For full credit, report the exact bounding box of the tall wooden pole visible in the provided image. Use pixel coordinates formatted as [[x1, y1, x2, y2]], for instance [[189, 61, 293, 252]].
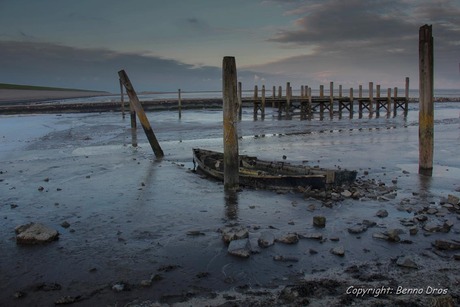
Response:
[[222, 57, 239, 190], [118, 70, 164, 158], [419, 24, 434, 176], [261, 85, 266, 118], [178, 88, 182, 119], [238, 82, 242, 120]]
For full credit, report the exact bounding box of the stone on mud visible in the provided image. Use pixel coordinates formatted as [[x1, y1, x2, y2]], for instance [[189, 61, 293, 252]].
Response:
[[432, 240, 460, 251], [330, 246, 345, 256], [313, 216, 326, 228], [298, 232, 323, 240], [276, 233, 299, 244], [227, 238, 251, 258], [258, 231, 275, 248], [447, 194, 459, 205], [396, 256, 418, 269], [15, 222, 59, 245], [220, 226, 249, 244], [348, 225, 367, 234], [376, 209, 389, 218]]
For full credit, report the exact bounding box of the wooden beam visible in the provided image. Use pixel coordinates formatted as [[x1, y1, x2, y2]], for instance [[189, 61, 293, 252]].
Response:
[[118, 69, 164, 158]]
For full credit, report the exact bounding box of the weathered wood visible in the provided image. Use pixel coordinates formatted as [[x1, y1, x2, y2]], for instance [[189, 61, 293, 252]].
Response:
[[405, 77, 410, 114], [339, 84, 342, 98], [222, 56, 239, 190], [369, 82, 374, 115], [253, 85, 258, 118], [387, 88, 392, 115], [272, 86, 276, 108], [329, 82, 334, 116], [286, 82, 291, 112], [178, 88, 182, 119], [261, 85, 266, 118], [419, 25, 434, 176], [118, 69, 164, 158], [278, 86, 282, 99], [238, 82, 242, 120]]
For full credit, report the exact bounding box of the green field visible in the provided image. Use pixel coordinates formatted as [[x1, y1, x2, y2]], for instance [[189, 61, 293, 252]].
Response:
[[0, 83, 103, 92]]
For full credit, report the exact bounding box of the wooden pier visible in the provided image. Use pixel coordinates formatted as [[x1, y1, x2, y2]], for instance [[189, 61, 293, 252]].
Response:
[[246, 78, 410, 119]]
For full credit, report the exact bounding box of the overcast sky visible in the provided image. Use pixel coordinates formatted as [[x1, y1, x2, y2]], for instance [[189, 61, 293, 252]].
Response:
[[0, 0, 459, 92]]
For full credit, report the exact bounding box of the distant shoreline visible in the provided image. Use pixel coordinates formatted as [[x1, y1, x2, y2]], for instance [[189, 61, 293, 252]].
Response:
[[0, 89, 112, 105]]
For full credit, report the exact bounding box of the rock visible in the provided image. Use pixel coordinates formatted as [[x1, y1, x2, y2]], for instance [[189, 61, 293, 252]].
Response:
[[273, 255, 299, 262], [348, 225, 367, 234], [386, 229, 402, 242], [227, 239, 251, 258], [362, 220, 377, 228], [258, 231, 275, 248], [430, 295, 455, 307], [139, 279, 152, 287], [396, 256, 418, 269], [60, 221, 70, 229], [55, 296, 81, 305], [220, 226, 249, 244], [414, 214, 428, 222], [298, 233, 323, 240], [433, 240, 460, 251], [376, 209, 388, 218], [186, 230, 205, 236], [330, 237, 340, 242], [373, 232, 389, 240], [447, 194, 460, 205], [426, 208, 438, 215], [454, 254, 460, 261], [341, 190, 352, 198], [409, 226, 418, 235], [15, 223, 59, 245], [313, 216, 326, 228], [276, 233, 299, 244], [112, 283, 126, 292], [330, 246, 345, 256]]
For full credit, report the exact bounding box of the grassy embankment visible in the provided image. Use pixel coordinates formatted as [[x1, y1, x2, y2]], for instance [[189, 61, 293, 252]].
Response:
[[0, 83, 104, 92]]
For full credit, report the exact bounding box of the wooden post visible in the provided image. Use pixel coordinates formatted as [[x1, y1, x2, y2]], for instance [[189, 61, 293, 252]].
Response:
[[329, 81, 334, 117], [387, 88, 392, 116], [320, 85, 324, 98], [419, 25, 434, 176], [222, 56, 239, 190], [261, 85, 266, 118], [238, 82, 243, 120], [118, 70, 164, 158], [286, 82, 291, 112], [278, 86, 282, 98], [253, 85, 258, 118], [369, 82, 374, 115], [349, 88, 354, 116], [178, 88, 182, 119], [405, 77, 410, 114], [272, 85, 276, 108], [339, 84, 342, 98], [119, 79, 125, 119]]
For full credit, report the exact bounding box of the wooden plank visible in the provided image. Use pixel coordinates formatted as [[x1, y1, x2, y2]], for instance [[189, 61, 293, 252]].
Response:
[[118, 69, 164, 158]]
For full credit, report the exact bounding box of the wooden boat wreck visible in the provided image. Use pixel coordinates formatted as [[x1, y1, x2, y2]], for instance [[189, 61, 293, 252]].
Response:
[[192, 148, 357, 190]]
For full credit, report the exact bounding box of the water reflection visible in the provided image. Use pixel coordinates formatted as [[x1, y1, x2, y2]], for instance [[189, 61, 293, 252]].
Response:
[[224, 189, 239, 220]]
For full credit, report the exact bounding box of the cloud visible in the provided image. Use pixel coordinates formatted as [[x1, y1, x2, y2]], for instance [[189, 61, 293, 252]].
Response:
[[257, 0, 460, 89], [0, 41, 281, 92]]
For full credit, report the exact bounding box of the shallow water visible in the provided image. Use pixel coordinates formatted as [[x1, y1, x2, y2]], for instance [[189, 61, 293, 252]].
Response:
[[0, 103, 459, 305]]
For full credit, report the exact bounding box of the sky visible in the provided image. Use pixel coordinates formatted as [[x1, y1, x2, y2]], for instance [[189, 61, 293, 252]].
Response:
[[0, 0, 459, 92]]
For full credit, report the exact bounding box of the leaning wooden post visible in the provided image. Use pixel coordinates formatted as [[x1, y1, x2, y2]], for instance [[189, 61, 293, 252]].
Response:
[[238, 82, 243, 120], [222, 56, 239, 190], [178, 88, 182, 119], [119, 79, 125, 119], [419, 25, 434, 176], [118, 70, 164, 158]]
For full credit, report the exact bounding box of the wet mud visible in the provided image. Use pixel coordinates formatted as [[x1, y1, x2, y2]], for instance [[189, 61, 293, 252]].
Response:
[[1, 103, 459, 306]]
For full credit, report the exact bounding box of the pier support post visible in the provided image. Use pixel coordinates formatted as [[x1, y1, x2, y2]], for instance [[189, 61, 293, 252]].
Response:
[[418, 25, 434, 176], [238, 82, 242, 120], [178, 89, 182, 119], [261, 85, 266, 119], [118, 69, 164, 158], [405, 77, 410, 115], [369, 82, 374, 116], [222, 56, 239, 190], [329, 81, 334, 117], [253, 85, 258, 119]]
